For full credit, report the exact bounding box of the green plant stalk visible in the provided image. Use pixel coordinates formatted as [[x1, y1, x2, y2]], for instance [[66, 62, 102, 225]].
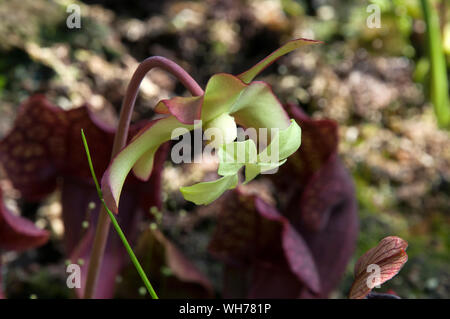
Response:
[[421, 0, 450, 129], [81, 129, 159, 299], [84, 57, 203, 298]]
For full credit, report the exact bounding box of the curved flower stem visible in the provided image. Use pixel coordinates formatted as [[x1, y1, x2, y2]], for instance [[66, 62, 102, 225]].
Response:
[[84, 57, 204, 299]]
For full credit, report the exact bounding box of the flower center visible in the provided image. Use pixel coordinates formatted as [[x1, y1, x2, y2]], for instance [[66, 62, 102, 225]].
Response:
[[204, 113, 237, 148]]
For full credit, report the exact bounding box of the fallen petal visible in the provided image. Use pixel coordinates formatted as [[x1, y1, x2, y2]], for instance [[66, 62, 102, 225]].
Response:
[[349, 236, 408, 299]]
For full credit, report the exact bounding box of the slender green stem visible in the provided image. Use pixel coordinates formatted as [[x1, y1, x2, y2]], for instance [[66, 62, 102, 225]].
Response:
[[81, 129, 158, 299], [84, 57, 203, 298], [420, 0, 450, 129]]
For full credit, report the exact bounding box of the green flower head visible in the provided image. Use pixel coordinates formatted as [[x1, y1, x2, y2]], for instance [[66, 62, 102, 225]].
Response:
[[101, 38, 320, 213]]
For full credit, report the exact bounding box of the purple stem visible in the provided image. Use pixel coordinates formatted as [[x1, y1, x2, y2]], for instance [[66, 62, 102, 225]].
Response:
[[84, 56, 204, 299]]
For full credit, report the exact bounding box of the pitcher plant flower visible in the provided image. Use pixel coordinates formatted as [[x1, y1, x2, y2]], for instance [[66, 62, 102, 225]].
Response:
[[101, 38, 320, 214], [0, 38, 325, 298]]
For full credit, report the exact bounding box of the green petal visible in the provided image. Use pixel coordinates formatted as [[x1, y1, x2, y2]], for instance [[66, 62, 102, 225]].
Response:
[[204, 112, 238, 147], [218, 139, 257, 176], [102, 116, 193, 213], [201, 73, 247, 122], [277, 119, 302, 160], [237, 38, 320, 84], [132, 146, 158, 180], [230, 81, 291, 134], [257, 119, 301, 164], [153, 73, 247, 126], [244, 159, 287, 184], [180, 174, 239, 205], [244, 120, 300, 183]]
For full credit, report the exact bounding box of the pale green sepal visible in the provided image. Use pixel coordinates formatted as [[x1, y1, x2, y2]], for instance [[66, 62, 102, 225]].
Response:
[[180, 174, 239, 205], [257, 119, 301, 164], [218, 139, 257, 176], [278, 119, 302, 160], [244, 159, 287, 184]]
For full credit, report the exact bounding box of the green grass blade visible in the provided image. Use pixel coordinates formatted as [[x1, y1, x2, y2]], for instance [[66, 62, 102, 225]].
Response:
[[81, 129, 159, 299], [421, 0, 450, 129]]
